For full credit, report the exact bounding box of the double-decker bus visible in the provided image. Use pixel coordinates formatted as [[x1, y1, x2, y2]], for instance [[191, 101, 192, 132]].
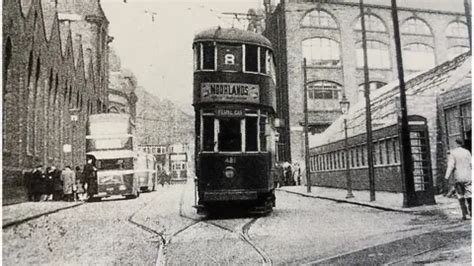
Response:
[[193, 27, 279, 214], [86, 113, 140, 199]]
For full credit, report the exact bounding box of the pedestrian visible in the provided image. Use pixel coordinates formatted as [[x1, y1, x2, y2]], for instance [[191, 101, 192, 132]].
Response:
[[61, 166, 76, 202], [31, 165, 45, 201], [23, 169, 34, 201], [45, 167, 55, 201], [83, 159, 97, 200], [75, 166, 86, 201], [273, 163, 282, 188], [159, 170, 167, 187], [445, 138, 472, 220], [293, 163, 301, 186], [52, 167, 63, 201]]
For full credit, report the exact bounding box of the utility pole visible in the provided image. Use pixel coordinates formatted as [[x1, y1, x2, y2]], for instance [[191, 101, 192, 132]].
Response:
[[359, 0, 376, 201], [303, 58, 311, 193], [464, 0, 472, 49], [391, 0, 417, 207]]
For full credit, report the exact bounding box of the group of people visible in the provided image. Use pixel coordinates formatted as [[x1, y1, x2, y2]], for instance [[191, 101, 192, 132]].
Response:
[[25, 159, 97, 202], [274, 162, 302, 188]]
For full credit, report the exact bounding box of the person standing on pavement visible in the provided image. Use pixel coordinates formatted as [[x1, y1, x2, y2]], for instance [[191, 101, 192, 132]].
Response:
[[83, 159, 97, 200], [45, 167, 55, 201], [61, 166, 76, 202], [52, 167, 63, 201], [24, 169, 35, 201], [31, 165, 45, 201], [444, 138, 472, 220]]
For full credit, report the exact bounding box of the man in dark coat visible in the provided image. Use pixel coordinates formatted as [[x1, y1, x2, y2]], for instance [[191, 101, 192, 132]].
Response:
[[24, 170, 34, 201], [31, 165, 44, 201], [52, 167, 63, 201], [83, 159, 97, 199]]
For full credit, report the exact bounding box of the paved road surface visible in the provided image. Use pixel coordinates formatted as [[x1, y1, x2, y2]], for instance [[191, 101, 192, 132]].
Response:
[[3, 182, 471, 265]]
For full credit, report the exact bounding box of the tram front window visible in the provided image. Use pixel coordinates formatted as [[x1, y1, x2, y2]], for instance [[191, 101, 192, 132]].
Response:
[[219, 118, 242, 152], [246, 117, 258, 151]]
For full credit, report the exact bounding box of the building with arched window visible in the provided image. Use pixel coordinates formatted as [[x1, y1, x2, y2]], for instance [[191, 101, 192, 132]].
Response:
[[264, 0, 470, 165]]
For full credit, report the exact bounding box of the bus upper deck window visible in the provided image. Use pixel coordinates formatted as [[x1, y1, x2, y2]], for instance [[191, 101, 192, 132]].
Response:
[[202, 42, 215, 70], [245, 44, 258, 72]]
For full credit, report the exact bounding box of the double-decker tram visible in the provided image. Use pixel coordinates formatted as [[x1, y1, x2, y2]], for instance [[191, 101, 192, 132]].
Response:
[[193, 27, 279, 214]]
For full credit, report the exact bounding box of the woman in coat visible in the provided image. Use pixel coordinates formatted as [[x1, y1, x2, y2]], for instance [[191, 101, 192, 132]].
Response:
[[61, 166, 76, 201]]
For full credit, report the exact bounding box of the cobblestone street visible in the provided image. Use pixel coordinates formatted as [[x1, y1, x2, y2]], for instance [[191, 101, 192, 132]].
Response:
[[3, 182, 471, 265]]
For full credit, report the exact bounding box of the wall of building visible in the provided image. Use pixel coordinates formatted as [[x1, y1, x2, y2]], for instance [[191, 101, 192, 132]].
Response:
[[2, 0, 110, 205], [264, 0, 470, 166]]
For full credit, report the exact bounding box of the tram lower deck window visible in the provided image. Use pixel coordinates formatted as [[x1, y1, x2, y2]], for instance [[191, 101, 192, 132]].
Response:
[[203, 117, 215, 151], [219, 118, 242, 151], [246, 117, 258, 151]]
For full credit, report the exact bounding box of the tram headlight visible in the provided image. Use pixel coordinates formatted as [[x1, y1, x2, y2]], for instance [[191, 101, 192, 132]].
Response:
[[119, 185, 127, 191], [224, 166, 236, 179]]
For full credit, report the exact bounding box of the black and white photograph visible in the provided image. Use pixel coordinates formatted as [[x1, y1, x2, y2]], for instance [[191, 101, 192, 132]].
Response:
[[2, 0, 472, 264]]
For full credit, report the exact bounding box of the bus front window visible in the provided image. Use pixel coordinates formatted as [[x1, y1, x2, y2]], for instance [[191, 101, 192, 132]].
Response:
[[219, 118, 242, 152]]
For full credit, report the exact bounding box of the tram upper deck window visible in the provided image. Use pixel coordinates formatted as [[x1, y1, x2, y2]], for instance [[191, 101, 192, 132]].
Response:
[[245, 44, 259, 72], [202, 42, 215, 70], [193, 44, 201, 71], [260, 48, 267, 74], [219, 118, 242, 151]]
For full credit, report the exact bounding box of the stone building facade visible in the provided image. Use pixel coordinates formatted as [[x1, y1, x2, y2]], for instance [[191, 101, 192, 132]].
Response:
[[3, 0, 110, 204], [263, 0, 470, 164], [108, 48, 138, 121]]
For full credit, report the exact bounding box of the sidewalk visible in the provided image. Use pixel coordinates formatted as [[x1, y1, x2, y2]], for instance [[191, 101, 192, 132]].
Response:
[[278, 185, 460, 214], [3, 201, 84, 228]]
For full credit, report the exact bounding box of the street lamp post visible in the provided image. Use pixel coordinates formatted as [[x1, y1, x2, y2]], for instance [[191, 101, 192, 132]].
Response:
[[340, 96, 354, 199], [303, 58, 311, 193]]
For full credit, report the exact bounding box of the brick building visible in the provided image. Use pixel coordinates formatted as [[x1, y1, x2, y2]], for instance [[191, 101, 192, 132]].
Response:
[[263, 0, 470, 164], [309, 52, 471, 198], [3, 0, 110, 204]]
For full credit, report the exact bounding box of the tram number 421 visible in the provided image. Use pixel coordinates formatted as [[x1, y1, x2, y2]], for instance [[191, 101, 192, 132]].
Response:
[[225, 157, 236, 164]]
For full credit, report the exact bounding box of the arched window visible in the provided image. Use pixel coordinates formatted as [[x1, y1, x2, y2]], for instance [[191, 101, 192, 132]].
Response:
[[446, 21, 469, 38], [354, 14, 386, 32], [403, 43, 435, 71], [448, 45, 470, 60], [301, 10, 337, 29], [358, 81, 387, 101], [307, 80, 342, 100], [302, 38, 341, 67], [355, 40, 390, 69], [401, 18, 432, 36]]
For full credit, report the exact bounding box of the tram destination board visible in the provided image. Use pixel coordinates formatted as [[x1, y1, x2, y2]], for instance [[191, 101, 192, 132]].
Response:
[[201, 82, 259, 103]]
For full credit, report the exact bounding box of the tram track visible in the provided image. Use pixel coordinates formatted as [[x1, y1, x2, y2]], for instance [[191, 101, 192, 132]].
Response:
[[167, 183, 273, 265]]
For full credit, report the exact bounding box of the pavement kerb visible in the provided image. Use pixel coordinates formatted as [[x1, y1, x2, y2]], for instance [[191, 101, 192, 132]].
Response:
[[277, 188, 414, 213], [2, 202, 85, 229]]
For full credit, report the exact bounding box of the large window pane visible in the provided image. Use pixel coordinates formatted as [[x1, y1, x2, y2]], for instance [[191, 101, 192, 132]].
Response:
[[246, 117, 258, 151], [202, 116, 214, 151], [401, 18, 432, 35], [202, 42, 215, 70], [245, 44, 259, 72], [219, 118, 241, 151], [260, 48, 267, 73], [302, 38, 341, 67], [194, 44, 201, 71], [447, 21, 469, 38], [260, 116, 266, 151], [307, 80, 342, 100], [448, 46, 470, 60], [356, 40, 390, 69], [354, 14, 386, 32], [403, 43, 435, 71], [301, 10, 337, 29]]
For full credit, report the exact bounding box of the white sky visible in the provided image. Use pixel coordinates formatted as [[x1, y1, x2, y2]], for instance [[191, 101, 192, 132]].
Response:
[[101, 0, 263, 110]]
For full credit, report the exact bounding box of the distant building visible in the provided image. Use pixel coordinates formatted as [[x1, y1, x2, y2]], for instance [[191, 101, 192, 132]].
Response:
[[108, 48, 138, 121], [264, 0, 470, 164], [3, 0, 110, 204]]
